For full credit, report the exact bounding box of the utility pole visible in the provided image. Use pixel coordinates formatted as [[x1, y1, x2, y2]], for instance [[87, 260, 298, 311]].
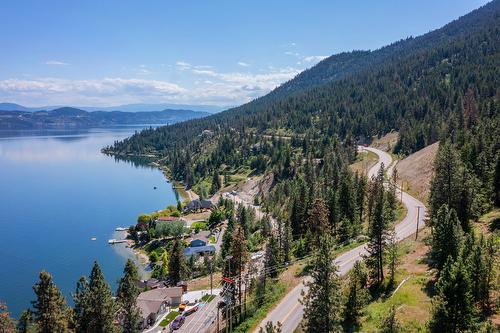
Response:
[[224, 255, 233, 333], [210, 259, 213, 295], [415, 206, 422, 240]]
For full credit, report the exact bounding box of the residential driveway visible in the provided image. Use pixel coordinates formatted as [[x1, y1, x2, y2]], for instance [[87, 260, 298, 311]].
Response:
[[182, 288, 222, 303]]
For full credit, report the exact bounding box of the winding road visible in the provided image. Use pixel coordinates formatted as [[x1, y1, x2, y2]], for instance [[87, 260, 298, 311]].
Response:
[[254, 146, 427, 332]]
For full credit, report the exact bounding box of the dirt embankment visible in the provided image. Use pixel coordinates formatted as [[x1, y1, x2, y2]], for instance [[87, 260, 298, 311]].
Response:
[[395, 142, 439, 203], [371, 131, 399, 152]]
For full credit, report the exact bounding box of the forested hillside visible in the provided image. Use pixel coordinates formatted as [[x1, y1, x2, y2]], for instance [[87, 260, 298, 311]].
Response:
[[0, 107, 209, 129], [108, 0, 499, 206]]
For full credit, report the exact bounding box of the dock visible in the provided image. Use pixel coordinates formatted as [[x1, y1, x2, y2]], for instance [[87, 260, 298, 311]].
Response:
[[108, 239, 128, 244]]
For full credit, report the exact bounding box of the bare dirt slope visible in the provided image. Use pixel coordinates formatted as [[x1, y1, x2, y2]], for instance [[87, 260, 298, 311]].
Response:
[[233, 173, 274, 203], [395, 142, 439, 203], [371, 131, 399, 152]]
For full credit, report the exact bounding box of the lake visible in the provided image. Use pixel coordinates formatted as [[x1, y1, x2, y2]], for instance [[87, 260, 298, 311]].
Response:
[[0, 127, 178, 317]]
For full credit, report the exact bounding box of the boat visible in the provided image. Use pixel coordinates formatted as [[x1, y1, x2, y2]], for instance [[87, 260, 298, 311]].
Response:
[[91, 237, 97, 241], [115, 227, 128, 231]]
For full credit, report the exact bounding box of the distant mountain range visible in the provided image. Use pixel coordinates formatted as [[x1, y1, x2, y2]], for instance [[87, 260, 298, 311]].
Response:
[[0, 106, 210, 130], [0, 102, 224, 114]]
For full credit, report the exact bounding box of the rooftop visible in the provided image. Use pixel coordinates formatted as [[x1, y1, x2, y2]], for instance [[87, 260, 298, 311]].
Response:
[[136, 287, 184, 318], [184, 245, 216, 257]]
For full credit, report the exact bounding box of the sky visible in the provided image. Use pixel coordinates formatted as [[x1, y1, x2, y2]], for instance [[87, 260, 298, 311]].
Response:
[[0, 0, 490, 108]]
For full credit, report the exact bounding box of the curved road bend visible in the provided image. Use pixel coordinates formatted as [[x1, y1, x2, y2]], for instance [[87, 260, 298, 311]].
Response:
[[254, 146, 427, 332]]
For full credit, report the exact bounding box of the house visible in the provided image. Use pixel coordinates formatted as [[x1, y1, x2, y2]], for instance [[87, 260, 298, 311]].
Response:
[[156, 216, 180, 222], [190, 238, 207, 247], [136, 287, 183, 329], [189, 230, 210, 247], [136, 278, 166, 290], [184, 245, 216, 258], [184, 199, 214, 213]]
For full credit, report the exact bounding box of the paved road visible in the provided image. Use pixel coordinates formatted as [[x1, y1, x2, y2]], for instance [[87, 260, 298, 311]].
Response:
[[254, 146, 427, 332]]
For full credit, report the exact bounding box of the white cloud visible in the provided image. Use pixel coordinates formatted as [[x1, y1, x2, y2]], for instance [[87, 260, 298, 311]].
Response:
[[237, 61, 250, 67], [1, 62, 303, 107], [45, 60, 69, 66], [0, 77, 186, 105], [302, 55, 328, 63], [176, 61, 191, 70]]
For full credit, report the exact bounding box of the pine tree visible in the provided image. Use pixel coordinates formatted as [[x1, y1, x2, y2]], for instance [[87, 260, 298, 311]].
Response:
[[73, 276, 90, 333], [86, 262, 117, 333], [465, 234, 495, 313], [430, 205, 463, 272], [342, 261, 369, 332], [229, 225, 248, 320], [379, 305, 401, 333], [366, 164, 392, 284], [306, 198, 330, 247], [386, 229, 399, 289], [168, 239, 185, 285], [265, 235, 280, 279], [429, 255, 475, 333], [211, 169, 222, 194], [17, 310, 33, 333], [429, 142, 464, 220], [32, 271, 71, 333], [301, 234, 342, 333], [117, 259, 141, 333], [0, 302, 15, 333]]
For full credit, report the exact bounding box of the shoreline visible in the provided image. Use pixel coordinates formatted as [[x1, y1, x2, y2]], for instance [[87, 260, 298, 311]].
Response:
[[108, 155, 200, 277]]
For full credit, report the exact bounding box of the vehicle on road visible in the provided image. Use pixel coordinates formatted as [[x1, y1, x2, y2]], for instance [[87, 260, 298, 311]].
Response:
[[178, 301, 188, 312], [169, 315, 186, 331], [183, 303, 199, 316]]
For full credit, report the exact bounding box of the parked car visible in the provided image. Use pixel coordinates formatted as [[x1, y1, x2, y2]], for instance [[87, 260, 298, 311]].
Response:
[[184, 303, 199, 316], [169, 315, 185, 330]]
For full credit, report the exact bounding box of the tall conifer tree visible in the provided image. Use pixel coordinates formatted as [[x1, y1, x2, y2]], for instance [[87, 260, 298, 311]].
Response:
[[117, 259, 141, 333], [301, 234, 342, 333], [32, 271, 71, 333]]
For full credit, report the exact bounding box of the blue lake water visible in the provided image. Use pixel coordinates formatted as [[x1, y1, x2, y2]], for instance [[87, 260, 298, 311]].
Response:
[[0, 127, 178, 317]]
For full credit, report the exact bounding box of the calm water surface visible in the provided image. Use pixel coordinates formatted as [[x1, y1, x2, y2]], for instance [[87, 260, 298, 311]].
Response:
[[0, 127, 177, 317]]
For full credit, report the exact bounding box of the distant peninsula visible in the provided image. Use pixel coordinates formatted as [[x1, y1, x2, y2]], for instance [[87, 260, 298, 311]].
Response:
[[0, 106, 210, 130]]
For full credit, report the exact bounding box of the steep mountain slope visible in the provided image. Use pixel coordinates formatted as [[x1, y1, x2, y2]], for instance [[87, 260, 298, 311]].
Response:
[[231, 0, 500, 110], [109, 0, 499, 200]]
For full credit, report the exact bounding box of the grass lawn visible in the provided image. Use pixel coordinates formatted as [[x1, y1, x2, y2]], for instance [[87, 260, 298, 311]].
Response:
[[201, 294, 216, 302], [191, 221, 208, 231], [233, 282, 288, 333], [360, 230, 432, 332], [350, 150, 378, 175], [222, 165, 254, 184], [159, 310, 180, 327]]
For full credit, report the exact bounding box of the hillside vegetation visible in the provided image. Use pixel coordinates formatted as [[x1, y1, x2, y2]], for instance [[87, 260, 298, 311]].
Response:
[[109, 2, 498, 212]]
